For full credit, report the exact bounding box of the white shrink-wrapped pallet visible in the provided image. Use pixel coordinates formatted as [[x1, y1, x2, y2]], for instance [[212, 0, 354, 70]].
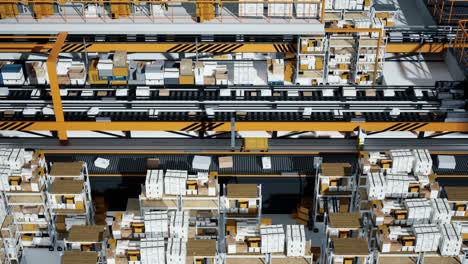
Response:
[[239, 0, 264, 17], [169, 211, 189, 241], [145, 169, 164, 199], [367, 172, 385, 200], [412, 149, 432, 176], [413, 224, 440, 252], [166, 238, 186, 264], [141, 238, 166, 264], [439, 223, 462, 256], [430, 198, 452, 224], [144, 211, 168, 238], [390, 149, 414, 174], [164, 170, 188, 195], [296, 1, 318, 17], [386, 174, 411, 198], [268, 0, 293, 17], [405, 199, 432, 225], [260, 225, 285, 253], [286, 225, 306, 256]]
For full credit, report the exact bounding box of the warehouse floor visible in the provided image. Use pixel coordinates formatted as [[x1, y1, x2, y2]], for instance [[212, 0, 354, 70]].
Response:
[[22, 248, 61, 264]]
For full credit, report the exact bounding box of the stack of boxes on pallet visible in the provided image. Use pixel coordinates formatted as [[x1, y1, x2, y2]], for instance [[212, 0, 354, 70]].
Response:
[[144, 211, 169, 238], [164, 170, 188, 196], [56, 59, 86, 85], [166, 237, 187, 264], [361, 149, 465, 259], [168, 211, 189, 240], [267, 0, 293, 17], [260, 225, 285, 253], [140, 238, 165, 264], [89, 51, 128, 85], [25, 62, 48, 85], [239, 0, 320, 18], [0, 149, 51, 248], [286, 224, 306, 256], [145, 170, 164, 199], [179, 59, 194, 85]]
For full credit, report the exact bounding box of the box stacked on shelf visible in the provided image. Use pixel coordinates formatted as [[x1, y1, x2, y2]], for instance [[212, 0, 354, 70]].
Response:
[[179, 59, 194, 85], [385, 174, 412, 198], [140, 238, 166, 264], [164, 170, 188, 196], [25, 62, 48, 85], [112, 50, 128, 84], [267, 0, 293, 17], [286, 225, 306, 256], [430, 198, 452, 224], [367, 172, 385, 200], [0, 64, 25, 85], [390, 149, 415, 174], [236, 220, 258, 241], [260, 225, 285, 253], [144, 211, 169, 238], [296, 0, 319, 17], [412, 149, 433, 176], [145, 61, 164, 85], [439, 223, 462, 256], [404, 199, 432, 225], [166, 238, 186, 264], [413, 224, 441, 252], [239, 0, 263, 17], [145, 170, 164, 199], [169, 211, 189, 240]]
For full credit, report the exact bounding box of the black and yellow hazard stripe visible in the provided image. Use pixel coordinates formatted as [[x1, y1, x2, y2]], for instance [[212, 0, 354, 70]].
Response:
[[273, 44, 296, 53], [167, 43, 244, 53], [60, 43, 92, 53], [181, 122, 225, 132], [384, 122, 429, 132], [0, 122, 35, 131]]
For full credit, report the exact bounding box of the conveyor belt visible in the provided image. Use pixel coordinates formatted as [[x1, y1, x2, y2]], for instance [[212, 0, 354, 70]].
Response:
[[45, 153, 355, 176], [3, 138, 468, 152]]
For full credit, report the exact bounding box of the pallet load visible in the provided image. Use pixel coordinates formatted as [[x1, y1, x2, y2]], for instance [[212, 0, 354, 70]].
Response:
[[404, 199, 432, 225], [430, 198, 452, 224], [268, 0, 293, 17], [239, 0, 263, 17], [169, 211, 189, 240], [164, 170, 188, 196], [412, 224, 440, 252], [439, 223, 462, 256], [412, 149, 433, 176], [112, 50, 128, 84], [236, 220, 258, 241], [286, 225, 306, 256], [68, 62, 86, 85], [296, 0, 319, 17], [166, 238, 187, 264], [140, 238, 166, 264], [25, 62, 48, 85], [145, 170, 164, 199], [385, 174, 412, 198], [145, 61, 164, 85], [0, 64, 25, 85], [144, 211, 168, 238], [179, 59, 194, 85], [260, 225, 285, 253], [367, 172, 385, 200], [390, 149, 415, 174]]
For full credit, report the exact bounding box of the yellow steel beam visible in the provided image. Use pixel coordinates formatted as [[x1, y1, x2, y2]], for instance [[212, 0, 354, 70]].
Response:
[[46, 32, 68, 142], [1, 121, 468, 132], [2, 42, 468, 54]]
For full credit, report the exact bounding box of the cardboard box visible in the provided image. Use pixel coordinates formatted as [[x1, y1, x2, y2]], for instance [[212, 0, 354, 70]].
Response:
[[219, 156, 233, 169], [179, 75, 194, 85]]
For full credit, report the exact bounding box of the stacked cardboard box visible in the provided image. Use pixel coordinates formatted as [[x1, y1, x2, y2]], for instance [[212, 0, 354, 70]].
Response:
[[164, 170, 188, 195], [286, 225, 306, 256], [145, 62, 164, 85], [268, 0, 293, 17], [260, 225, 285, 253], [385, 174, 412, 198], [169, 211, 189, 240], [390, 150, 415, 174], [296, 0, 319, 17], [140, 238, 165, 264], [236, 220, 258, 241], [412, 149, 433, 176], [166, 238, 186, 264], [144, 211, 168, 238], [239, 0, 263, 17], [439, 223, 462, 256], [112, 50, 128, 84], [413, 224, 440, 252], [430, 198, 452, 224], [367, 172, 385, 200], [25, 62, 48, 85], [145, 170, 164, 199], [179, 59, 194, 85], [404, 199, 432, 225]]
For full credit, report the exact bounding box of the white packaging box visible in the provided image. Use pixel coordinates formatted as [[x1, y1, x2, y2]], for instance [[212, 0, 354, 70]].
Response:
[[145, 170, 164, 199], [144, 211, 168, 237], [296, 2, 318, 17], [412, 149, 432, 176], [239, 1, 264, 17], [268, 2, 293, 17], [166, 238, 186, 264], [438, 155, 456, 170], [262, 157, 272, 169], [430, 198, 452, 224], [286, 225, 306, 256], [367, 172, 385, 200], [439, 223, 462, 256], [192, 156, 212, 171], [342, 87, 356, 97], [136, 86, 151, 97], [94, 157, 110, 169], [261, 225, 285, 253]]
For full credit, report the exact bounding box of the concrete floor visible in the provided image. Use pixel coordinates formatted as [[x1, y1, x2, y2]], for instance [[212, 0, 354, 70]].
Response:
[[382, 54, 458, 86], [22, 248, 61, 264], [374, 0, 435, 27]]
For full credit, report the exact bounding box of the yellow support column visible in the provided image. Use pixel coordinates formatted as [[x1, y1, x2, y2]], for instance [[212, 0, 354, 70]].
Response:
[[46, 32, 68, 143]]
